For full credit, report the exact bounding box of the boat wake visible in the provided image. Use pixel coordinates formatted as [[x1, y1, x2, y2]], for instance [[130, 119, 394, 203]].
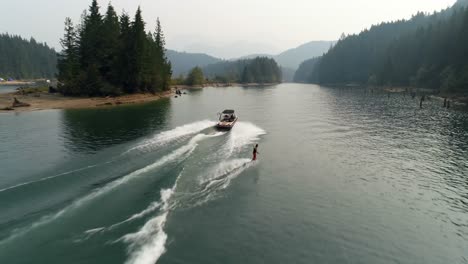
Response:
[[125, 120, 216, 154], [206, 122, 266, 161], [178, 158, 256, 208], [0, 132, 223, 245], [0, 162, 111, 194], [118, 172, 182, 264], [116, 123, 264, 264]]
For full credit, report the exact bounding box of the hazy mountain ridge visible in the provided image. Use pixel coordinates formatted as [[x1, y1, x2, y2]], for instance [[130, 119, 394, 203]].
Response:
[[235, 41, 334, 69], [274, 41, 334, 69], [167, 40, 334, 81], [166, 49, 222, 76]]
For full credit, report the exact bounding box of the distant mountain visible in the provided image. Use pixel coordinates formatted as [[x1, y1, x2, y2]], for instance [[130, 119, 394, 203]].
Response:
[[274, 41, 334, 69], [235, 41, 334, 71], [166, 50, 222, 76]]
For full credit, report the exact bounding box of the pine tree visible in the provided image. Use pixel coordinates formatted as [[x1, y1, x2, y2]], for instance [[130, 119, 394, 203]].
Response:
[[186, 67, 205, 85], [57, 17, 79, 94], [127, 7, 146, 92], [79, 0, 103, 69], [56, 0, 172, 96], [117, 12, 132, 92], [101, 3, 120, 86]]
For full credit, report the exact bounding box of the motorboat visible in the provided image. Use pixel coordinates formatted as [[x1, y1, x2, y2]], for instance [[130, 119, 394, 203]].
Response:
[[216, 110, 238, 130]]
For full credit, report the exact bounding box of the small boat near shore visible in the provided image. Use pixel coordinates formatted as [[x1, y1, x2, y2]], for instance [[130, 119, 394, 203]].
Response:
[[216, 109, 238, 130]]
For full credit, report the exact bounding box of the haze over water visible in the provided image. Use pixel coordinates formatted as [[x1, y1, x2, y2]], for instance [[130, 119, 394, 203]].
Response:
[[0, 84, 467, 263]]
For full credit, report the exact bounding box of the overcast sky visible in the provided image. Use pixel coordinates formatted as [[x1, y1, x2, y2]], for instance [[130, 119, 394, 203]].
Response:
[[0, 0, 457, 58]]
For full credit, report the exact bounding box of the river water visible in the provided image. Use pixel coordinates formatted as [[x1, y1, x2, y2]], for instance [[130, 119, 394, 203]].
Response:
[[0, 85, 19, 94], [0, 84, 467, 264]]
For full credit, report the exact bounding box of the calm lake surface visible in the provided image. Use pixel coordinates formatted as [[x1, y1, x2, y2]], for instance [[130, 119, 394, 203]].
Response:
[[1, 84, 467, 264], [0, 85, 19, 94]]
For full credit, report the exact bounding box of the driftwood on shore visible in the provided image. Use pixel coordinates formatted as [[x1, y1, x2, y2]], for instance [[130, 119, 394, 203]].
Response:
[[12, 97, 31, 108]]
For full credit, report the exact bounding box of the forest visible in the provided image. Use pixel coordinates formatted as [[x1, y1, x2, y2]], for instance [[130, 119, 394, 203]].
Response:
[[295, 0, 468, 93], [203, 57, 282, 84], [57, 0, 171, 96], [0, 34, 57, 79]]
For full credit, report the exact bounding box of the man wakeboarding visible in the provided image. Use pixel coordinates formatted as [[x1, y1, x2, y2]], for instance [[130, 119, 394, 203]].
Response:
[[252, 144, 259, 161]]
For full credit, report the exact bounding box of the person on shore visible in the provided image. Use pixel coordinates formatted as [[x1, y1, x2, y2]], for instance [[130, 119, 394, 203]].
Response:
[[252, 144, 259, 161]]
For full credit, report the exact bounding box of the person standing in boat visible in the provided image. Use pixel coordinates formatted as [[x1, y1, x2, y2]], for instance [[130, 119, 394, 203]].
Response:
[[252, 144, 259, 161]]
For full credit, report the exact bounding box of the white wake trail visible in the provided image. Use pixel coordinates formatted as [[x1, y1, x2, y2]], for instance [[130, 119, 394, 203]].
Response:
[[119, 173, 183, 264], [0, 163, 107, 193], [217, 122, 266, 159], [117, 124, 265, 263], [1, 132, 222, 244], [125, 120, 216, 154]]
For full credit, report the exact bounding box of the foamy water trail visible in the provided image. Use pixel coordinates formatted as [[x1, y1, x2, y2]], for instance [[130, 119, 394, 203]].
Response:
[[81, 200, 162, 240], [120, 172, 183, 264], [200, 159, 254, 194], [125, 120, 216, 154], [1, 133, 222, 244], [117, 125, 262, 263], [0, 162, 108, 193], [219, 122, 266, 159], [173, 159, 256, 210]]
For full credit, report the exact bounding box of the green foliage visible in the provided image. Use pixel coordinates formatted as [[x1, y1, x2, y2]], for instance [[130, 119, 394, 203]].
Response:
[[18, 86, 49, 94], [294, 57, 320, 83], [58, 0, 172, 96], [296, 2, 468, 94], [0, 34, 57, 79], [202, 57, 282, 84], [241, 57, 281, 83], [171, 74, 186, 85], [186, 67, 205, 85]]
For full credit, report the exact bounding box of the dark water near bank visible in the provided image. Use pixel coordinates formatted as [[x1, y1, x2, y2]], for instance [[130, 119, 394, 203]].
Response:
[[1, 84, 468, 264], [0, 85, 19, 94]]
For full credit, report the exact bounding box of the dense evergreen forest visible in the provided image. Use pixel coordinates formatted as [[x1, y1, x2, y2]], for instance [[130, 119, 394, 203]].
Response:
[[293, 57, 320, 83], [0, 34, 57, 79], [58, 0, 171, 96], [295, 0, 468, 93], [203, 57, 282, 83]]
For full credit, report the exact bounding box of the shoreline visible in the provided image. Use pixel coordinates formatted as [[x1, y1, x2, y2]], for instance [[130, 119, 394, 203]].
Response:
[[0, 83, 278, 112], [322, 84, 468, 105], [0, 90, 173, 112], [0, 81, 37, 86]]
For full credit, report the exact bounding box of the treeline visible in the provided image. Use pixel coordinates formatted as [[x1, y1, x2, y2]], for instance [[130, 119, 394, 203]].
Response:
[[0, 34, 57, 79], [58, 0, 171, 96], [202, 57, 282, 83], [293, 57, 320, 83], [295, 0, 468, 93]]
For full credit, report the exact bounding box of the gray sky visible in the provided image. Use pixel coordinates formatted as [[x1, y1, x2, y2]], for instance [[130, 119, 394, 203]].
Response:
[[0, 0, 456, 58]]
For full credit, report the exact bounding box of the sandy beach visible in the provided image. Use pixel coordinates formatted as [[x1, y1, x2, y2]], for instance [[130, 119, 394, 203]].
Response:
[[0, 82, 280, 112]]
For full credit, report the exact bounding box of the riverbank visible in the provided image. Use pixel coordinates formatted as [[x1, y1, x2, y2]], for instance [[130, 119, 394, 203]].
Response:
[[0, 90, 173, 112], [0, 81, 36, 86], [0, 82, 279, 112]]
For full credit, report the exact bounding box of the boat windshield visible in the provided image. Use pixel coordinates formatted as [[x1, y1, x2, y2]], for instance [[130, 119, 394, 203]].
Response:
[[220, 113, 236, 122]]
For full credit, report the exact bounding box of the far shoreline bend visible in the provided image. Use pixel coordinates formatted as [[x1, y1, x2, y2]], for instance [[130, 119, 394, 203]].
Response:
[[0, 83, 280, 112]]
